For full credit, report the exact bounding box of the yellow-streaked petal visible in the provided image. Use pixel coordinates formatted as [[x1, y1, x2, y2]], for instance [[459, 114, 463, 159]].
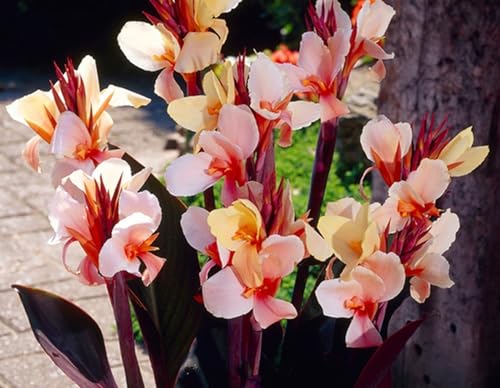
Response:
[[6, 90, 58, 143], [317, 215, 350, 248], [210, 18, 229, 47], [448, 146, 489, 177], [77, 55, 101, 110], [175, 32, 220, 73], [167, 95, 213, 132], [438, 126, 474, 165], [102, 85, 151, 108], [118, 21, 172, 71], [221, 60, 236, 104], [360, 222, 380, 261], [202, 71, 226, 108], [232, 243, 263, 288], [304, 223, 333, 262]]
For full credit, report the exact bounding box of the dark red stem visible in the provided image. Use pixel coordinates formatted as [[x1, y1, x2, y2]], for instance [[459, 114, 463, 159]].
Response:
[[228, 317, 243, 388], [107, 273, 145, 388]]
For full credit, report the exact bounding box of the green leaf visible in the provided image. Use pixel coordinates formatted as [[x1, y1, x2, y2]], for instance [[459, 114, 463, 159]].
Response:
[[123, 153, 203, 388], [12, 285, 117, 388]]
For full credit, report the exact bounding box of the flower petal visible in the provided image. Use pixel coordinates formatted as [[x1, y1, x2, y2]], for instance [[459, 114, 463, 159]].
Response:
[[428, 210, 459, 255], [165, 153, 219, 196], [319, 93, 349, 123], [140, 252, 166, 286], [99, 238, 141, 279], [167, 95, 211, 132], [448, 146, 489, 177], [260, 235, 304, 279], [253, 296, 297, 329], [175, 32, 220, 73], [23, 135, 42, 173], [419, 253, 454, 289], [50, 111, 91, 158], [154, 68, 185, 104], [362, 251, 405, 301], [407, 158, 450, 203], [409, 277, 431, 304], [217, 104, 259, 158], [102, 85, 151, 108], [118, 21, 171, 71], [119, 190, 162, 229], [232, 243, 263, 288], [316, 278, 360, 318], [202, 267, 254, 319], [288, 101, 321, 130], [346, 312, 382, 348], [180, 206, 214, 253], [6, 90, 58, 143]]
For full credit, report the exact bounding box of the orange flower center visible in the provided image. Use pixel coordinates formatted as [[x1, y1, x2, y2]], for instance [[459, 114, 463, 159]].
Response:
[[397, 199, 440, 219], [124, 233, 160, 261], [207, 101, 223, 116], [242, 277, 280, 299], [302, 76, 329, 95], [348, 240, 363, 256], [345, 296, 378, 320]]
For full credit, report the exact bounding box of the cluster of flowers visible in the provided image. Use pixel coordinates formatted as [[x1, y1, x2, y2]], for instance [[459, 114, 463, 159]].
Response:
[[6, 0, 489, 351], [6, 56, 166, 287], [315, 115, 488, 347]]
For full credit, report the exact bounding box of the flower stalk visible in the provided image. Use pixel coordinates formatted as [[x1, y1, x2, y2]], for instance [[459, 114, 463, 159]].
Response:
[[107, 272, 145, 388]]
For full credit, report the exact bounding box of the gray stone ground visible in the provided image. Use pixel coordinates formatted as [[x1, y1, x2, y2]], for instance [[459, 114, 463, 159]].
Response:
[[0, 66, 378, 388]]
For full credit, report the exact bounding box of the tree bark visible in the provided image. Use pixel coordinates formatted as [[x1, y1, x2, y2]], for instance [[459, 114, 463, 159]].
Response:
[[378, 1, 500, 387]]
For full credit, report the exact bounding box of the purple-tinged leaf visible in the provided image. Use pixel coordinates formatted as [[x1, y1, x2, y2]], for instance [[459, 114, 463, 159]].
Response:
[[12, 285, 117, 388], [354, 319, 424, 388], [123, 153, 203, 388]]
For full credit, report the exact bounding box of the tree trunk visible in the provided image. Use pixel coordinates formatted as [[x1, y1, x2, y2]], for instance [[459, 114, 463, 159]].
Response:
[[378, 1, 500, 387]]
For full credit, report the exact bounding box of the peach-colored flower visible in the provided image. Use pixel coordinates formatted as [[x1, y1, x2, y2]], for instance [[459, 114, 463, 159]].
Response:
[[99, 212, 164, 286], [118, 0, 242, 102], [202, 234, 304, 329], [167, 60, 235, 145], [438, 126, 489, 177], [360, 115, 412, 184], [373, 159, 450, 233], [48, 158, 162, 286], [165, 104, 259, 202], [316, 251, 404, 348], [317, 203, 380, 278], [405, 210, 458, 303], [6, 56, 149, 177], [249, 53, 320, 146], [278, 31, 350, 123]]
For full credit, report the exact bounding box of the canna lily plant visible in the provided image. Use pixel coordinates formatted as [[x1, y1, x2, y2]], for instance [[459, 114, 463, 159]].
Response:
[[8, 0, 490, 387]]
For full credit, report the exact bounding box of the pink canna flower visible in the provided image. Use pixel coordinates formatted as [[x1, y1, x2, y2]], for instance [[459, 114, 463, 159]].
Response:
[[6, 56, 150, 178], [118, 0, 242, 102], [279, 31, 350, 123], [360, 115, 413, 186], [48, 158, 164, 286], [180, 206, 231, 283], [165, 104, 259, 202], [248, 53, 320, 146], [373, 158, 451, 233], [349, 0, 395, 72], [316, 251, 405, 348], [99, 212, 164, 286], [202, 234, 304, 329], [405, 210, 458, 303]]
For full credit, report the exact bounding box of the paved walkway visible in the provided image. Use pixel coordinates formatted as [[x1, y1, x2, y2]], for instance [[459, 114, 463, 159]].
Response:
[[0, 65, 379, 387], [0, 70, 180, 387]]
